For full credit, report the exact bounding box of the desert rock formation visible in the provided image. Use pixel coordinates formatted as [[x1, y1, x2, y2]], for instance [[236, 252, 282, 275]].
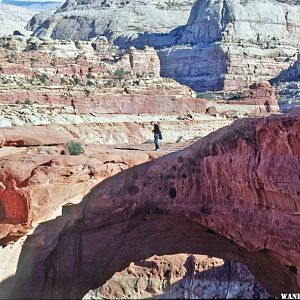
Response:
[[155, 0, 300, 91], [84, 255, 269, 299], [29, 0, 300, 92], [0, 127, 174, 243], [0, 37, 206, 116], [0, 36, 280, 145], [0, 19, 292, 298], [28, 0, 195, 41], [0, 111, 299, 299], [0, 130, 269, 299], [272, 53, 300, 110], [0, 3, 34, 36]]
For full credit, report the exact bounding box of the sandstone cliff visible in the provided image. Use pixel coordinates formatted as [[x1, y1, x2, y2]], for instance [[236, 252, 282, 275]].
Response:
[[84, 255, 269, 299], [28, 0, 300, 92], [271, 53, 300, 111], [0, 36, 206, 117], [0, 3, 34, 36], [28, 0, 194, 41], [155, 0, 300, 91], [0, 111, 299, 298]]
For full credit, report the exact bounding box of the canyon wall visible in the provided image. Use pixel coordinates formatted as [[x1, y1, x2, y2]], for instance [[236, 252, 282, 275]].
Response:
[[0, 37, 206, 116], [156, 0, 300, 91], [28, 0, 195, 41], [272, 53, 300, 110], [84, 255, 269, 299], [0, 3, 34, 36], [276, 53, 300, 82], [0, 36, 280, 145], [29, 0, 300, 92]]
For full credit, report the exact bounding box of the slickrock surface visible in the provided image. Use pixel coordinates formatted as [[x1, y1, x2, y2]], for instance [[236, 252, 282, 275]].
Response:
[[0, 111, 299, 299], [28, 0, 195, 41], [84, 255, 269, 299], [0, 130, 267, 300], [0, 3, 34, 37], [0, 136, 180, 242]]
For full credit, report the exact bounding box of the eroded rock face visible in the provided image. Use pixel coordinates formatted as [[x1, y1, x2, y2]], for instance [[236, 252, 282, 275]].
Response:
[[28, 0, 300, 91], [0, 126, 73, 147], [275, 54, 300, 83], [0, 38, 206, 115], [109, 0, 300, 91], [270, 53, 300, 111], [0, 3, 34, 37], [84, 255, 269, 299], [0, 111, 299, 299], [28, 0, 194, 41], [230, 82, 280, 114], [156, 0, 300, 91], [0, 140, 172, 242]]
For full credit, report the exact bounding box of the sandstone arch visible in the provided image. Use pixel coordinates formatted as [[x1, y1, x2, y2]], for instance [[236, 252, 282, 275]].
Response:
[[0, 111, 299, 298]]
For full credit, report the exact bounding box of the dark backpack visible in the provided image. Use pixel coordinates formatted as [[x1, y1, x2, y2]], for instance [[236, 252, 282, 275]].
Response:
[[159, 132, 162, 140]]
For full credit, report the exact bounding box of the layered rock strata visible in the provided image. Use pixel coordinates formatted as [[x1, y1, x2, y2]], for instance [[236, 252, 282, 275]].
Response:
[[0, 105, 234, 144], [84, 255, 269, 299], [29, 0, 300, 91], [156, 0, 300, 91], [0, 111, 299, 298], [28, 0, 195, 41], [272, 54, 300, 110], [0, 3, 34, 37], [0, 37, 206, 115]]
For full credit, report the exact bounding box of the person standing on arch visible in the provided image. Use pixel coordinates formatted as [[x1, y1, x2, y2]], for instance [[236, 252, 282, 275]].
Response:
[[153, 123, 162, 151]]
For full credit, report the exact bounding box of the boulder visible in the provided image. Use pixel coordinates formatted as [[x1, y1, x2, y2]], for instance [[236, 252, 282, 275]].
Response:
[[206, 106, 217, 116]]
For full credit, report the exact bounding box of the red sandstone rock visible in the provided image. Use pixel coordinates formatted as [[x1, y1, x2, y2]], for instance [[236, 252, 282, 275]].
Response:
[[243, 81, 279, 113], [0, 142, 176, 241], [0, 112, 299, 299], [0, 90, 206, 115], [0, 46, 205, 115], [0, 127, 73, 147]]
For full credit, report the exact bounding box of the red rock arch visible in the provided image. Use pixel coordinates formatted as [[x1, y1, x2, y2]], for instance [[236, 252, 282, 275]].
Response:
[[1, 111, 299, 298]]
